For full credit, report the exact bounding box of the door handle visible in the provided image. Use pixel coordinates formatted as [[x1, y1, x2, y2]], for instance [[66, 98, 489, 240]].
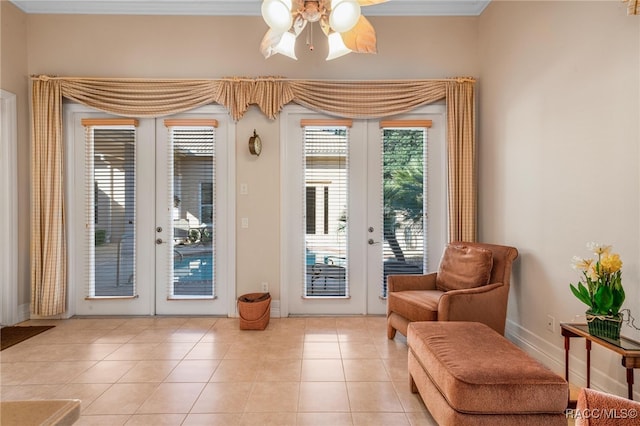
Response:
[[156, 238, 164, 245], [368, 239, 380, 245]]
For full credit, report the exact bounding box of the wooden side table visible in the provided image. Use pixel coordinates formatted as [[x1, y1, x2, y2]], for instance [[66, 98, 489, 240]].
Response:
[[561, 323, 640, 400]]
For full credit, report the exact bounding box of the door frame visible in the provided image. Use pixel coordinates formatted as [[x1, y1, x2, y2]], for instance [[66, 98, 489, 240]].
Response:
[[365, 105, 449, 314], [64, 103, 236, 317], [280, 106, 368, 316], [279, 104, 448, 317], [154, 111, 235, 315], [0, 90, 18, 325]]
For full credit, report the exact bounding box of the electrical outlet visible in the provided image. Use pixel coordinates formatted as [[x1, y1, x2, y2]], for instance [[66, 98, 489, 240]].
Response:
[[261, 282, 269, 292], [546, 314, 555, 333]]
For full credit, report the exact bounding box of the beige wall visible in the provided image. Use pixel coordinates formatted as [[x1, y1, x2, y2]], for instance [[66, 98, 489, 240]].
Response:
[[24, 14, 479, 303], [479, 1, 640, 394], [1, 1, 29, 307], [26, 15, 478, 79]]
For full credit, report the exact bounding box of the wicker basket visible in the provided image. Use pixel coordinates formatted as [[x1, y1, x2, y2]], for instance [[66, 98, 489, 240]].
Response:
[[238, 292, 271, 330]]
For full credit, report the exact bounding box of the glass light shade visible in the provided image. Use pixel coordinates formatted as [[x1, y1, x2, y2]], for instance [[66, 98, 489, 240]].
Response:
[[262, 0, 293, 32], [329, 0, 361, 33], [326, 32, 351, 60], [274, 31, 298, 60]]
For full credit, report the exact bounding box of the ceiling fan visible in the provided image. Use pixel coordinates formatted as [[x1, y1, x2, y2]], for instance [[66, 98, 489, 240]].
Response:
[[260, 0, 388, 61]]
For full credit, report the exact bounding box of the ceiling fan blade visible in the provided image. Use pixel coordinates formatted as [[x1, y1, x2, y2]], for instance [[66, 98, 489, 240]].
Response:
[[292, 0, 305, 11], [340, 15, 377, 54], [260, 29, 283, 59], [357, 0, 389, 6]]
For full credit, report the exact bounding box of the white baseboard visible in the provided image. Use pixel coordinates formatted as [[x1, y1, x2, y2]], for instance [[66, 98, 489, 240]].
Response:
[[27, 304, 74, 321], [506, 319, 636, 399], [271, 299, 281, 318], [18, 303, 30, 323], [505, 319, 565, 374], [24, 300, 279, 320]]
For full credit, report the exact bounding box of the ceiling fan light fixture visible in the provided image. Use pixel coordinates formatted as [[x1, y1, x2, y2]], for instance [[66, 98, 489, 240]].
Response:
[[329, 0, 361, 33], [274, 31, 298, 60], [326, 31, 352, 60], [262, 0, 293, 32], [261, 0, 380, 61]]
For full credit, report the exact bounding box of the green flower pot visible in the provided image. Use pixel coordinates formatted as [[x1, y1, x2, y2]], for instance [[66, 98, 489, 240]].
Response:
[[586, 311, 622, 340]]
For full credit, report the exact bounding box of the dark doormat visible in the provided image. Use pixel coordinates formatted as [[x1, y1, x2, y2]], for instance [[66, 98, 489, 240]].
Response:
[[1, 326, 55, 351]]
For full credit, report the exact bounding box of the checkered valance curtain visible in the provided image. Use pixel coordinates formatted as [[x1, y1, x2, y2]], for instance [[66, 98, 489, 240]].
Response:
[[47, 76, 457, 120], [30, 75, 476, 315]]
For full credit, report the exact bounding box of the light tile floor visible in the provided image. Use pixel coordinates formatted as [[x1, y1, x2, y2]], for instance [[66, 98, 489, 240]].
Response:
[[1, 316, 438, 425]]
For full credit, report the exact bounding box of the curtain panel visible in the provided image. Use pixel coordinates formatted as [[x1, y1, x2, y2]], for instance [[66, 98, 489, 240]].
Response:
[[30, 75, 476, 315], [31, 78, 67, 316], [446, 80, 477, 243]]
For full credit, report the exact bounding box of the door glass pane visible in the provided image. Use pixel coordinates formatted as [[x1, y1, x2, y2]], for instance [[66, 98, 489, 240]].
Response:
[[170, 127, 215, 298], [87, 127, 136, 297], [382, 128, 426, 297], [304, 127, 348, 297]]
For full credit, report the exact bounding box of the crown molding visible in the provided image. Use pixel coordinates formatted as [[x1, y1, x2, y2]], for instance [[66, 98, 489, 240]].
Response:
[[10, 0, 491, 17]]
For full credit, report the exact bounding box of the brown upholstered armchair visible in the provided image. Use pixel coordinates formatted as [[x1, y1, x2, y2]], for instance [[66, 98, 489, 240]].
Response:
[[387, 241, 518, 339], [575, 387, 640, 425]]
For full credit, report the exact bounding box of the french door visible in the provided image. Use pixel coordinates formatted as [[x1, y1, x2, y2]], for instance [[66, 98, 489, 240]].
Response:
[[66, 104, 234, 316], [281, 105, 447, 316]]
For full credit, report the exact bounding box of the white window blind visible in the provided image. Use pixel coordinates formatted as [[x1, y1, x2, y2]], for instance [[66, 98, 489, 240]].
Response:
[[83, 120, 138, 298], [380, 125, 429, 298], [303, 124, 349, 298], [166, 123, 216, 299]]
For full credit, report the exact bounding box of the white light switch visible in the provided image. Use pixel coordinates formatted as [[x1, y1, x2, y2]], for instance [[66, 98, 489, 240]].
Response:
[[241, 217, 249, 228], [240, 183, 248, 195]]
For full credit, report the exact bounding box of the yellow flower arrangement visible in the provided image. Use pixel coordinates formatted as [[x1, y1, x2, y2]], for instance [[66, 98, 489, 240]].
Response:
[[570, 242, 625, 317]]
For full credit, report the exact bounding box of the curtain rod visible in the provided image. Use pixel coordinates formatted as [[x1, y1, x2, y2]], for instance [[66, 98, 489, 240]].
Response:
[[30, 75, 476, 84]]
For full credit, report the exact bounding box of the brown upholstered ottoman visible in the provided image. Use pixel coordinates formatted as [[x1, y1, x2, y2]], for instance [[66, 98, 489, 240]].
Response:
[[408, 322, 568, 425]]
